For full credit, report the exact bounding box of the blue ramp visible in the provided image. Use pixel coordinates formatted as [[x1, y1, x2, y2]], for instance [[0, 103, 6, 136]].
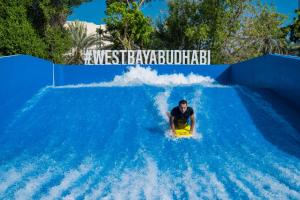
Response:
[[0, 76, 300, 199]]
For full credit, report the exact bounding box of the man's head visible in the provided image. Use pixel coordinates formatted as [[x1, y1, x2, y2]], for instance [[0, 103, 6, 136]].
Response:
[[178, 99, 188, 113]]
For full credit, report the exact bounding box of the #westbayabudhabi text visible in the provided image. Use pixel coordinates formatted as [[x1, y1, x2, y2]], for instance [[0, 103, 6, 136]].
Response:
[[84, 50, 211, 65]]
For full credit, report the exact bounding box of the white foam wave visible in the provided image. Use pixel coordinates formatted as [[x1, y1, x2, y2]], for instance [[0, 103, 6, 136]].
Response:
[[227, 171, 258, 199], [104, 156, 173, 200], [190, 88, 203, 141], [154, 89, 171, 122], [7, 86, 50, 128], [19, 87, 50, 114], [83, 180, 106, 200], [273, 165, 300, 188], [84, 155, 231, 200], [62, 176, 94, 200], [244, 168, 300, 199], [41, 162, 92, 200], [0, 164, 35, 195], [0, 169, 22, 195], [14, 170, 52, 200], [84, 154, 173, 199], [183, 166, 202, 199], [56, 65, 215, 88], [62, 163, 102, 200], [199, 165, 230, 200]]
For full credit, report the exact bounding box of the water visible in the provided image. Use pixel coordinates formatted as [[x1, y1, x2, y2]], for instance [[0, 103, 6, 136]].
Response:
[[0, 67, 300, 199]]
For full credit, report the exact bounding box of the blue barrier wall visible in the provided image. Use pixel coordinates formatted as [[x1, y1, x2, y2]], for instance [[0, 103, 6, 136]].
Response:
[[54, 64, 230, 86], [2, 53, 300, 128], [0, 55, 53, 129], [0, 54, 229, 129], [230, 54, 300, 109]]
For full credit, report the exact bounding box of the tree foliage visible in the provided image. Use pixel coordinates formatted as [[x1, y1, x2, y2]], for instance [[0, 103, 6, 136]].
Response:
[[287, 9, 300, 56], [104, 1, 153, 50], [0, 0, 91, 63], [0, 1, 46, 57], [289, 10, 300, 43], [153, 0, 249, 63], [65, 21, 98, 64], [0, 0, 294, 64], [225, 1, 288, 63], [153, 0, 289, 64], [106, 0, 152, 7]]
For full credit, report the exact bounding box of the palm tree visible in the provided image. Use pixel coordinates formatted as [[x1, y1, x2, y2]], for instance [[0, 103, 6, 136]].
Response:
[[65, 21, 98, 64], [96, 26, 114, 50]]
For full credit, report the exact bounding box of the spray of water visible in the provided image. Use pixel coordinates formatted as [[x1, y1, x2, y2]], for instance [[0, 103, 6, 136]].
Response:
[[56, 65, 215, 88]]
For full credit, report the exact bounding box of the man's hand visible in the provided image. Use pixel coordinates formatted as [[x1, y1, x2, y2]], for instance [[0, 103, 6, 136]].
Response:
[[169, 115, 176, 136], [172, 129, 176, 136], [190, 114, 195, 134]]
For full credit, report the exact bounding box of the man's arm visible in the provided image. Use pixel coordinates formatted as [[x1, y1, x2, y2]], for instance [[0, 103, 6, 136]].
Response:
[[190, 114, 195, 133], [169, 115, 176, 135]]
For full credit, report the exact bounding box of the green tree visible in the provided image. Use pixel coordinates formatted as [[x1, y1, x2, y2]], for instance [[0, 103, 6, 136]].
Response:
[[26, 0, 92, 63], [104, 1, 153, 50], [154, 0, 249, 63], [0, 1, 46, 57], [155, 0, 288, 64], [45, 27, 72, 63], [287, 9, 300, 56], [106, 0, 151, 7], [0, 0, 91, 63], [289, 10, 300, 43], [65, 21, 98, 64], [95, 26, 114, 50], [228, 2, 288, 62]]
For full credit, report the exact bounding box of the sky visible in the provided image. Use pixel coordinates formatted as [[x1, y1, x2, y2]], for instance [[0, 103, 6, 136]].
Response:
[[68, 0, 299, 25]]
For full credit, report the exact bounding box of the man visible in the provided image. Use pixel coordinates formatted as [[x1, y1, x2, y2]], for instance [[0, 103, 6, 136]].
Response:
[[169, 100, 195, 136]]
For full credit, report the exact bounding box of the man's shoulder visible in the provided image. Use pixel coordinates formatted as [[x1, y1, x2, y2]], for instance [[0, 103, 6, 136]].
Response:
[[187, 107, 194, 114], [171, 106, 179, 115], [188, 106, 194, 111]]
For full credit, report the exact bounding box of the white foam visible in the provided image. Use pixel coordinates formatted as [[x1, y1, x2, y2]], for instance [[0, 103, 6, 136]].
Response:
[[56, 65, 215, 88], [0, 168, 22, 195], [83, 180, 106, 200], [84, 154, 228, 199], [153, 89, 179, 139], [14, 170, 52, 200], [0, 164, 35, 195], [41, 162, 92, 200], [245, 168, 300, 199], [62, 176, 94, 200], [63, 163, 102, 200], [154, 89, 171, 122], [227, 171, 258, 200], [19, 87, 50, 114], [183, 166, 202, 199], [111, 156, 173, 200], [85, 154, 174, 200], [199, 165, 230, 200], [190, 88, 203, 141], [7, 86, 50, 128], [273, 165, 300, 188]]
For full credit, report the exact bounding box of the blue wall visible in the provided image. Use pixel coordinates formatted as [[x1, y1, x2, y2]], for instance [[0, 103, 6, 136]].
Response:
[[0, 55, 229, 129], [1, 53, 300, 129], [230, 54, 300, 109], [54, 64, 230, 86], [0, 55, 53, 129]]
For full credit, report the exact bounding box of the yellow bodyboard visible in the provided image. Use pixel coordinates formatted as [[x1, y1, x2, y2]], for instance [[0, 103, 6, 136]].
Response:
[[175, 125, 192, 138]]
